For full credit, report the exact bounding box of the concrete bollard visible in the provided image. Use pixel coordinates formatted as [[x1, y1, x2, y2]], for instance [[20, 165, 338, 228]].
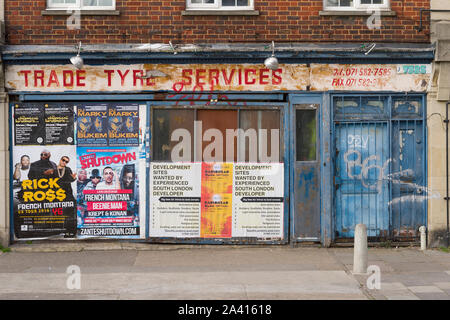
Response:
[[353, 224, 368, 274], [419, 226, 426, 251]]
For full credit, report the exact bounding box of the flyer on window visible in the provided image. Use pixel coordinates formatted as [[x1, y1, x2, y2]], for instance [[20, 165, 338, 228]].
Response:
[[76, 147, 141, 238]]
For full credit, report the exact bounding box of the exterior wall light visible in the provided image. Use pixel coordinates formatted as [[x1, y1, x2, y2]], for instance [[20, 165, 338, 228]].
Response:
[[70, 41, 84, 69]]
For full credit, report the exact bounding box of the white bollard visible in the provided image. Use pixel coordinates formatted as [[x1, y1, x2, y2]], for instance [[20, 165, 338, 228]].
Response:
[[353, 223, 368, 274], [419, 226, 426, 250]]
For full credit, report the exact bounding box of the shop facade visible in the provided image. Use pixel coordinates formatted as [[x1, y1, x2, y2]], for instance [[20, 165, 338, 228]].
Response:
[[1, 45, 434, 246]]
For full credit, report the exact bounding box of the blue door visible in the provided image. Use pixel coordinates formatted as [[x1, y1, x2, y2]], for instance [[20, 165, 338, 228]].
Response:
[[333, 94, 426, 241], [290, 95, 322, 242], [335, 122, 390, 238], [390, 120, 426, 239]]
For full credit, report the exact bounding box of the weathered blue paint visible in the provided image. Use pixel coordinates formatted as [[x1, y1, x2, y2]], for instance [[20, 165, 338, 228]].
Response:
[[321, 93, 333, 246], [335, 122, 390, 238], [332, 94, 427, 241], [1, 48, 434, 65], [289, 94, 322, 242]]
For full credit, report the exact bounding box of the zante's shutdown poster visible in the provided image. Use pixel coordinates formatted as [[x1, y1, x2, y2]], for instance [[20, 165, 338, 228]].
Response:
[[11, 103, 146, 240]]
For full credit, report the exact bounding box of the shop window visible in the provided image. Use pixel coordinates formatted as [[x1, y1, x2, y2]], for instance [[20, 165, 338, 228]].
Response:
[[153, 109, 195, 162], [324, 0, 389, 10], [240, 110, 280, 163], [295, 106, 317, 162], [186, 0, 253, 10], [47, 0, 115, 10], [197, 109, 238, 162], [152, 108, 280, 163]]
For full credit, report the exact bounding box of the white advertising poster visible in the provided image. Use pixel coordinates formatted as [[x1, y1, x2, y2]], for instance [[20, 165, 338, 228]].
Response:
[[232, 163, 284, 238], [149, 163, 202, 237]]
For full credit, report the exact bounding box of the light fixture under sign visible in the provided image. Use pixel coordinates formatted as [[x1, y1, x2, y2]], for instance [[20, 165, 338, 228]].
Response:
[[70, 41, 84, 70], [264, 41, 279, 71]]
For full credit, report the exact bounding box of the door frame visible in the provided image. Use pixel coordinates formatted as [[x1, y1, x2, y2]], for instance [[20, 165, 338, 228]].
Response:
[[289, 94, 332, 246], [330, 93, 428, 242]]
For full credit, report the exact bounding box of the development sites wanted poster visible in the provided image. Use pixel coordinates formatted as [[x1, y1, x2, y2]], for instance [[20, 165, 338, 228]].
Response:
[[232, 163, 284, 238], [76, 147, 141, 238], [149, 162, 284, 239], [12, 103, 77, 239], [149, 163, 202, 238]]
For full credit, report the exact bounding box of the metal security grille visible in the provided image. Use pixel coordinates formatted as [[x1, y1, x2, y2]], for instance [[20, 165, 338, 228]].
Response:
[[333, 94, 426, 241]]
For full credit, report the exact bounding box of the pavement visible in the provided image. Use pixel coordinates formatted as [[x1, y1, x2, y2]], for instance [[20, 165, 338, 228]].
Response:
[[0, 241, 449, 300]]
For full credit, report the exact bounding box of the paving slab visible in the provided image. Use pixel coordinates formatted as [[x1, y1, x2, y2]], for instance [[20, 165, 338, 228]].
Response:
[[385, 294, 420, 300], [407, 285, 445, 293], [414, 293, 450, 300], [0, 246, 449, 300], [434, 282, 450, 290], [0, 271, 367, 300]]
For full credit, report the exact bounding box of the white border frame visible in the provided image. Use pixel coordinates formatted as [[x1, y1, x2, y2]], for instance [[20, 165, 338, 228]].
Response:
[[186, 0, 254, 11], [323, 0, 389, 11], [47, 0, 115, 10]]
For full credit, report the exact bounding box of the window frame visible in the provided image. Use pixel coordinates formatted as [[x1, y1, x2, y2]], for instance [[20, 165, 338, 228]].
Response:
[[47, 0, 115, 10], [323, 0, 390, 11], [186, 0, 254, 11]]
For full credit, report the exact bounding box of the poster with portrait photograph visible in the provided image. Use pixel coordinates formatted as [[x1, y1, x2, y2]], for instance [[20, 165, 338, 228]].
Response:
[[108, 104, 140, 147], [12, 145, 77, 239], [12, 103, 77, 239], [76, 104, 108, 147]]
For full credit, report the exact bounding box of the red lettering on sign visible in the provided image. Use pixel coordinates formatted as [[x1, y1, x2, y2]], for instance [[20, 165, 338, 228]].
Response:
[[260, 69, 270, 85], [117, 70, 129, 86], [76, 70, 86, 86], [133, 70, 143, 86], [182, 69, 193, 85], [47, 70, 60, 87], [34, 70, 44, 87], [196, 69, 206, 86], [20, 70, 31, 87], [104, 70, 114, 86], [244, 69, 257, 85], [63, 70, 74, 87]]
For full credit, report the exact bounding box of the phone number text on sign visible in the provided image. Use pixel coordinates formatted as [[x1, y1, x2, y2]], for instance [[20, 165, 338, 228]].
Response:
[[331, 67, 392, 88]]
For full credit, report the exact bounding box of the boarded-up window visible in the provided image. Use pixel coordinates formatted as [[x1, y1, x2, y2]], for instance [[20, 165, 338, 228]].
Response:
[[152, 108, 281, 163], [153, 109, 194, 161]]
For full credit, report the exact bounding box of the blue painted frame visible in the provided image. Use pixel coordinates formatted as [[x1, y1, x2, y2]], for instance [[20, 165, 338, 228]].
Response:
[[288, 94, 333, 245]]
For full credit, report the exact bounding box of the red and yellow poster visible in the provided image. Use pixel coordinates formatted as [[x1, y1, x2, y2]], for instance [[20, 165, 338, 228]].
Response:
[[200, 163, 233, 238]]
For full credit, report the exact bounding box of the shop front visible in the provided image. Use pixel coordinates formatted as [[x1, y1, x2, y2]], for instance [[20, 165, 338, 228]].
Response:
[[2, 46, 433, 245]]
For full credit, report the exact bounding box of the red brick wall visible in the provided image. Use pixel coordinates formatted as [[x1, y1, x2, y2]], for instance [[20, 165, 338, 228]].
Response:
[[5, 0, 430, 45]]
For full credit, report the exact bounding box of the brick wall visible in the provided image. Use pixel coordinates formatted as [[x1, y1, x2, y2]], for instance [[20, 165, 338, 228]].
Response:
[[5, 0, 431, 45]]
